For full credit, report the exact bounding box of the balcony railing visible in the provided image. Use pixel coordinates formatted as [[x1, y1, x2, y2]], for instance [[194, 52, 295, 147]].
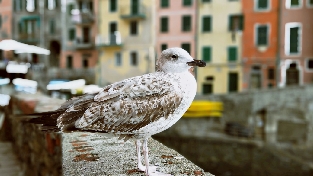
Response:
[[18, 33, 40, 43], [95, 32, 122, 47], [120, 5, 146, 20], [71, 9, 94, 24], [74, 38, 94, 49]]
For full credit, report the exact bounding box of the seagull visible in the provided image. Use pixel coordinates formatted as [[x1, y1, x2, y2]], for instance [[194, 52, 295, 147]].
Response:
[[25, 47, 206, 176]]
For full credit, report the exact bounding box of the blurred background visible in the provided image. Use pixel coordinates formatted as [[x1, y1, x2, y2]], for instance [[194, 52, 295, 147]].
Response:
[[0, 0, 313, 175]]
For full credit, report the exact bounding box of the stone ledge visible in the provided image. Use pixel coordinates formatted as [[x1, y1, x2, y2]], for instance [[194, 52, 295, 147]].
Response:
[[4, 92, 212, 176]]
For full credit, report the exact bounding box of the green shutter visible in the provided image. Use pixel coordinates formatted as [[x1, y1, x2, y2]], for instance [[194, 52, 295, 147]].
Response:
[[290, 27, 299, 53], [202, 84, 212, 94], [202, 16, 211, 32], [183, 0, 192, 6], [257, 26, 267, 45], [258, 0, 268, 9], [161, 44, 167, 51], [181, 43, 190, 54], [228, 47, 237, 61], [182, 15, 191, 31], [68, 4, 74, 15], [160, 17, 168, 32], [68, 29, 75, 40], [202, 47, 211, 62], [228, 72, 238, 92], [0, 15, 2, 29], [50, 20, 55, 34], [161, 0, 169, 8], [110, 0, 117, 12], [291, 0, 299, 5]]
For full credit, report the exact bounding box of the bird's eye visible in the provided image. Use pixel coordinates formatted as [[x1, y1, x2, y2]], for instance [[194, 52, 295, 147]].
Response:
[[171, 55, 177, 59]]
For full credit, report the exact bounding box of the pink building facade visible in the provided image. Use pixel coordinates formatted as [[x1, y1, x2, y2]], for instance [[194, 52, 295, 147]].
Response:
[[156, 0, 197, 58]]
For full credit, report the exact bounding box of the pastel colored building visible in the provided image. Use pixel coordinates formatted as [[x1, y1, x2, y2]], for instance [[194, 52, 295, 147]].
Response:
[[156, 0, 197, 59], [59, 0, 99, 84], [242, 0, 279, 90], [197, 0, 243, 94], [278, 0, 313, 87], [0, 0, 13, 60], [96, 0, 155, 86]]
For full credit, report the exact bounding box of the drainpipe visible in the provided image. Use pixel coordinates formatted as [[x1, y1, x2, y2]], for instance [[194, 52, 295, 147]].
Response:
[[275, 0, 281, 87], [194, 0, 199, 84]]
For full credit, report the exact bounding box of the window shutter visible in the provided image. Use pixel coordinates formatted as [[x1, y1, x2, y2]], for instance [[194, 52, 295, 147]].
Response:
[[257, 26, 267, 45], [290, 27, 299, 53], [258, 0, 268, 9], [228, 47, 237, 61], [202, 16, 211, 32], [202, 47, 211, 62]]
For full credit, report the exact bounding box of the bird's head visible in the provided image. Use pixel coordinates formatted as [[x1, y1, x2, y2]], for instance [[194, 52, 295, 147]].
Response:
[[157, 47, 206, 73]]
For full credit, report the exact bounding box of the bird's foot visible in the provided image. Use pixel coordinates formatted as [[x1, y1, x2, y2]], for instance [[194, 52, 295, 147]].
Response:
[[138, 165, 157, 173], [138, 165, 172, 176]]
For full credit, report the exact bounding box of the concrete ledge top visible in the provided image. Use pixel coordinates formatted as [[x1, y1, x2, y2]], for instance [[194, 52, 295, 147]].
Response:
[[62, 132, 210, 176]]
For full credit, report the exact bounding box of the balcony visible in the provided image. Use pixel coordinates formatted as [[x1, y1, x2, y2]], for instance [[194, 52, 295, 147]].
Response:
[[18, 33, 40, 44], [74, 38, 94, 49], [95, 32, 122, 48], [120, 5, 146, 20], [71, 9, 94, 25]]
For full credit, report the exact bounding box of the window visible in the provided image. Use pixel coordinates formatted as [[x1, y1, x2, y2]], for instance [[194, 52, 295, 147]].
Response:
[[82, 58, 88, 68], [228, 47, 237, 61], [68, 4, 74, 15], [181, 43, 191, 54], [183, 0, 192, 6], [68, 29, 75, 41], [268, 68, 275, 79], [306, 59, 313, 71], [66, 56, 73, 69], [160, 17, 168, 32], [203, 0, 211, 2], [0, 15, 2, 29], [202, 16, 211, 32], [26, 0, 35, 12], [182, 15, 191, 32], [228, 72, 238, 92], [46, 0, 56, 10], [255, 0, 269, 11], [202, 46, 211, 62], [161, 44, 167, 51], [14, 0, 24, 12], [286, 0, 302, 8], [110, 0, 117, 12], [50, 20, 55, 34], [115, 52, 122, 66], [229, 15, 244, 31], [256, 25, 268, 46], [130, 21, 138, 35], [285, 23, 301, 55], [130, 52, 138, 66], [202, 84, 213, 94], [161, 0, 169, 8]]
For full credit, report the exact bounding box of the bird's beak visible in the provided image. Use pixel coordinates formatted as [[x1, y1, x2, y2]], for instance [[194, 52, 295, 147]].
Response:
[[187, 59, 206, 67]]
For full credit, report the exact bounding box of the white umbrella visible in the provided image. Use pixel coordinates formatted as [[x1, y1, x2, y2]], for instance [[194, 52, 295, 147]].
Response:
[[0, 39, 50, 55]]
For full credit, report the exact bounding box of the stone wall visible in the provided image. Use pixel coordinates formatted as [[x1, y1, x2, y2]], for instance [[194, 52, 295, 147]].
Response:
[[1, 92, 211, 176]]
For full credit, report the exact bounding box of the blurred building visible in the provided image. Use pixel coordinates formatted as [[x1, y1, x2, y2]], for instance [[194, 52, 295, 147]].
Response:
[[196, 0, 243, 94], [156, 0, 197, 60], [58, 0, 99, 85], [0, 0, 13, 61], [95, 0, 155, 86], [242, 0, 279, 90], [278, 0, 313, 87]]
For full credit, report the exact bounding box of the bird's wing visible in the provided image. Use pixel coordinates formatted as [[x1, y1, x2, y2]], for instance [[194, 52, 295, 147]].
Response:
[[60, 72, 184, 135]]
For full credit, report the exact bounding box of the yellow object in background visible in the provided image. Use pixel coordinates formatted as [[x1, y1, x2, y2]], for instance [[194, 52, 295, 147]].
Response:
[[183, 101, 223, 118]]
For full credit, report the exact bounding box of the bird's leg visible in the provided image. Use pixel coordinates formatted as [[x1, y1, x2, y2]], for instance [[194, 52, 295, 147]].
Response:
[[135, 139, 145, 171], [142, 138, 172, 176]]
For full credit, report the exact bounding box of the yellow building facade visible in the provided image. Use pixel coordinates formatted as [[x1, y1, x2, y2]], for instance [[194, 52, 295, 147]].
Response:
[[96, 0, 155, 86], [197, 0, 243, 94]]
